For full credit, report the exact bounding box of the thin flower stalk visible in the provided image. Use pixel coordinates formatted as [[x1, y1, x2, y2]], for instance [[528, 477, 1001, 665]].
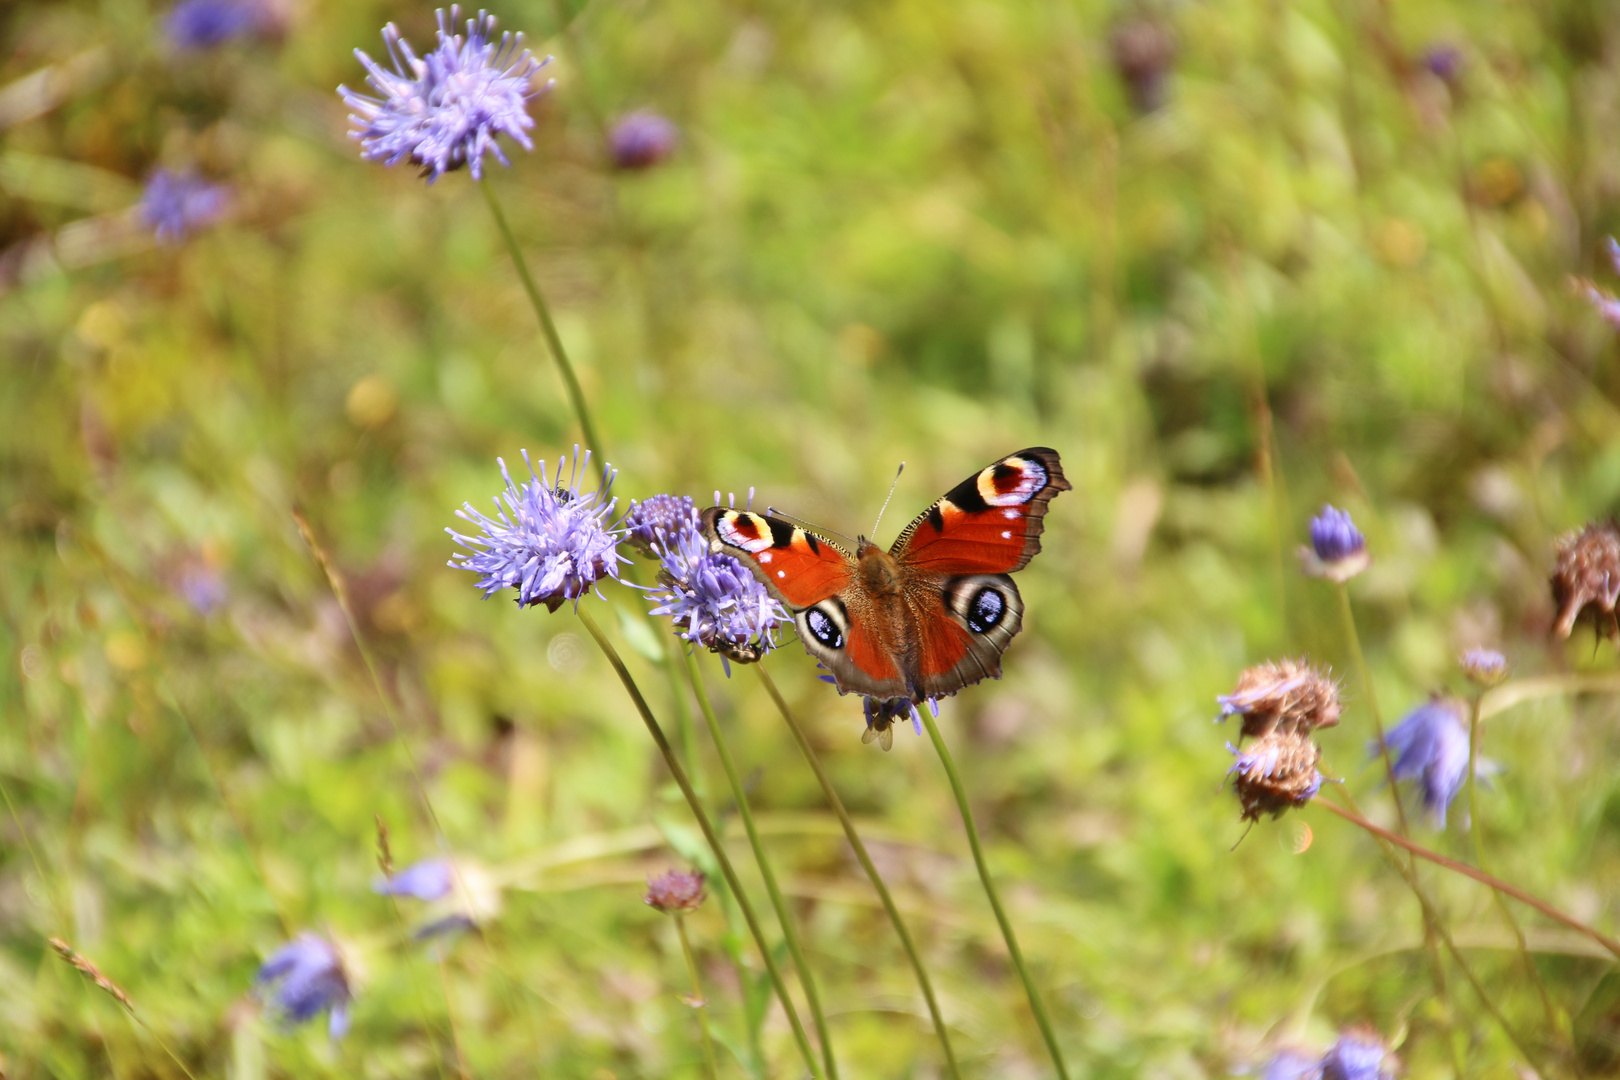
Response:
[[374, 822, 458, 1080], [754, 664, 963, 1080], [480, 180, 603, 458], [674, 914, 721, 1080], [50, 938, 202, 1080], [574, 606, 821, 1077], [680, 652, 840, 1079], [916, 708, 1071, 1080]]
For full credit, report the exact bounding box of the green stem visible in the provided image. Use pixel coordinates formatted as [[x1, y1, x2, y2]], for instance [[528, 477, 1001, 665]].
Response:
[[575, 607, 820, 1077], [683, 653, 839, 1079], [675, 914, 722, 1080], [754, 666, 963, 1080], [479, 179, 604, 457], [917, 707, 1070, 1080]]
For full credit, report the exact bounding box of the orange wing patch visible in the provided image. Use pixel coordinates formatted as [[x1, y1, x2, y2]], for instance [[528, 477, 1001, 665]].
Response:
[[893, 448, 1070, 575], [702, 508, 854, 609]]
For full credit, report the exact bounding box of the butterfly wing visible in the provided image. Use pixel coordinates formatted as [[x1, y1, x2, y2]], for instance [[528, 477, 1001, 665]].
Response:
[[891, 448, 1068, 699], [701, 507, 910, 699]]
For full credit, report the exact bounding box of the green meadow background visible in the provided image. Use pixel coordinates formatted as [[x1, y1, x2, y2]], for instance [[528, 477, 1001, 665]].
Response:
[[5, 0, 1620, 1076]]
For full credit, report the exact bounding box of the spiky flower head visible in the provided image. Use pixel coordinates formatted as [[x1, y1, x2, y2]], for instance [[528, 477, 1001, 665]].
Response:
[[374, 857, 454, 902], [1459, 647, 1507, 687], [339, 7, 551, 183], [1320, 1029, 1392, 1080], [1551, 520, 1620, 640], [1300, 505, 1369, 582], [1228, 729, 1324, 822], [644, 526, 786, 668], [644, 869, 706, 914], [609, 111, 679, 170], [1374, 696, 1483, 828], [255, 934, 352, 1039], [1217, 657, 1341, 740], [165, 0, 262, 49], [448, 449, 628, 612], [139, 169, 229, 243], [623, 493, 699, 555]]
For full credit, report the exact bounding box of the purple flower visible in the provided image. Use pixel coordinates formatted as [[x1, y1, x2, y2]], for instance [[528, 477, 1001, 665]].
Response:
[[256, 934, 351, 1039], [374, 857, 454, 902], [449, 449, 628, 611], [609, 111, 678, 171], [1374, 697, 1483, 828], [139, 169, 229, 243], [339, 7, 551, 183], [644, 869, 706, 914], [1320, 1030, 1390, 1080], [623, 492, 699, 554], [165, 0, 261, 49], [1300, 505, 1368, 582], [1421, 44, 1464, 85], [1459, 647, 1507, 686], [1262, 1049, 1323, 1080], [644, 526, 786, 668]]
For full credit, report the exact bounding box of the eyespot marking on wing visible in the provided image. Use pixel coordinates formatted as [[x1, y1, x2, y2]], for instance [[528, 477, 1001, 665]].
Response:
[[976, 456, 1049, 508], [717, 511, 776, 554]]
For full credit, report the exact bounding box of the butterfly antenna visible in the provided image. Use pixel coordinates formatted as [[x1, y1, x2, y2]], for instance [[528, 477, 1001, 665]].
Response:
[[871, 462, 906, 538]]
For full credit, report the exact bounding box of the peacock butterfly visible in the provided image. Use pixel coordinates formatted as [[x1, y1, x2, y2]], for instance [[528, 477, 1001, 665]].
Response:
[[701, 448, 1069, 746]]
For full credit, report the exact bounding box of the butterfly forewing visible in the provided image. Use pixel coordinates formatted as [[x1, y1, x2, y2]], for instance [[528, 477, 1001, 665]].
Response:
[[702, 507, 854, 608], [891, 447, 1069, 574]]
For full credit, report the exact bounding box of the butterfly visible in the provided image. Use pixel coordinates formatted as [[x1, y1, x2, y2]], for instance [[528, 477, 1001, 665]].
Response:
[[701, 448, 1069, 747]]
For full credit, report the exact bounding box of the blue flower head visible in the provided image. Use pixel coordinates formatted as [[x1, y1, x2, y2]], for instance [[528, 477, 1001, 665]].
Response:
[[139, 169, 229, 243], [374, 857, 454, 902], [1262, 1049, 1323, 1080], [644, 526, 786, 669], [609, 111, 679, 170], [1459, 647, 1507, 687], [339, 7, 552, 182], [256, 934, 351, 1039], [449, 449, 629, 611], [1302, 505, 1368, 581], [1320, 1030, 1390, 1080], [623, 493, 699, 554], [1374, 696, 1486, 828], [165, 0, 261, 49]]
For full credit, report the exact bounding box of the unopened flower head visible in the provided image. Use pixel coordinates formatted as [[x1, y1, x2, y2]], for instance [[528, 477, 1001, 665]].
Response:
[[448, 449, 628, 611], [339, 7, 551, 182], [644, 526, 786, 667], [165, 0, 261, 49], [374, 857, 454, 902], [623, 492, 699, 555], [1320, 1029, 1391, 1080], [1301, 505, 1368, 582], [1374, 696, 1483, 828], [1228, 729, 1323, 822], [609, 111, 678, 170], [140, 169, 229, 243], [1459, 647, 1507, 687], [1217, 657, 1341, 740], [644, 869, 706, 914], [256, 934, 351, 1039], [1551, 520, 1620, 640]]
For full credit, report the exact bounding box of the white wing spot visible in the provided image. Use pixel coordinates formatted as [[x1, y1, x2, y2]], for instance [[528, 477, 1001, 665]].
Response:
[[759, 552, 772, 564], [777, 570, 786, 578], [1001, 530, 1012, 539], [1002, 508, 1020, 519]]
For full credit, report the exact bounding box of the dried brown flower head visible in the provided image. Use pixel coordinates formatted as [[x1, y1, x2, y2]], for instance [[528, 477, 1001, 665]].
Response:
[[1218, 657, 1341, 740], [1552, 521, 1620, 640], [1228, 729, 1324, 822], [644, 869, 706, 914]]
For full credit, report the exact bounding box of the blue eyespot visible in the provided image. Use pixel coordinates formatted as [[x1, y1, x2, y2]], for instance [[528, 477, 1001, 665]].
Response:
[[806, 608, 843, 649], [967, 588, 1005, 633]]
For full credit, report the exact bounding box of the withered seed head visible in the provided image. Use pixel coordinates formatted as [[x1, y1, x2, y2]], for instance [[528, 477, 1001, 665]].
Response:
[[49, 937, 134, 1012], [1228, 729, 1324, 822], [1551, 521, 1620, 640], [1218, 658, 1341, 739]]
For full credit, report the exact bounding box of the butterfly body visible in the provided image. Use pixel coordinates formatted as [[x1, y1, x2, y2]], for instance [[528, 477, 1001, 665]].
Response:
[[701, 448, 1068, 707]]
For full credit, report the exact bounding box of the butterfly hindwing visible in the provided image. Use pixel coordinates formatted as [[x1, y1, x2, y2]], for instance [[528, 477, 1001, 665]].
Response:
[[891, 447, 1070, 574], [909, 573, 1026, 699]]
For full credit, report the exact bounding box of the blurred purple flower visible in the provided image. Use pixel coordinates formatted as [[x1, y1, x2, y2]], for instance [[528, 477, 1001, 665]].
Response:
[[1262, 1049, 1323, 1080], [449, 449, 628, 612], [139, 170, 229, 244], [609, 111, 678, 170], [1301, 505, 1368, 582], [645, 869, 706, 913], [374, 857, 454, 902], [1320, 1030, 1390, 1080], [1421, 44, 1464, 85], [339, 6, 552, 182], [645, 526, 786, 668], [623, 492, 699, 554], [165, 0, 261, 49], [1459, 647, 1506, 686], [256, 934, 351, 1039], [176, 561, 227, 614], [1374, 697, 1484, 828]]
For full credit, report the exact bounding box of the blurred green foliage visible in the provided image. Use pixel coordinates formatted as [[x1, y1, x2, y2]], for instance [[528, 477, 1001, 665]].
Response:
[[5, 0, 1620, 1076]]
